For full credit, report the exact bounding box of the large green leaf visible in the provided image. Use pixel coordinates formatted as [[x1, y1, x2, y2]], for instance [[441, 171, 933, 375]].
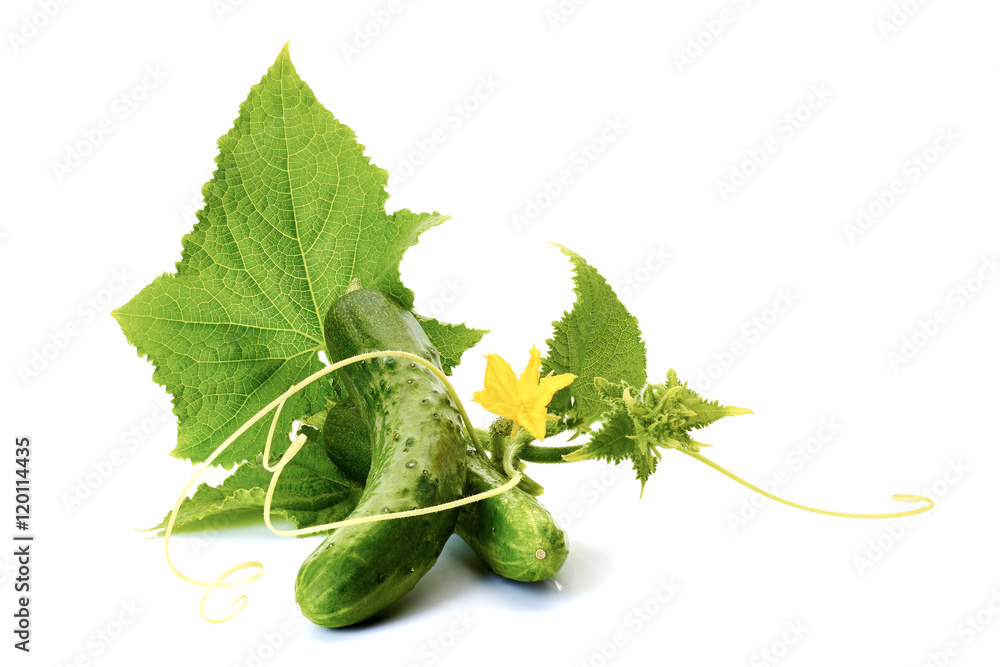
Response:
[[113, 45, 482, 466], [542, 244, 647, 428]]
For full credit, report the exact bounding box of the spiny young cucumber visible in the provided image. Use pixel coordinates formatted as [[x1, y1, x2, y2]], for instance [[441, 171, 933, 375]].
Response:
[[319, 400, 370, 483], [295, 289, 466, 628], [322, 400, 569, 582]]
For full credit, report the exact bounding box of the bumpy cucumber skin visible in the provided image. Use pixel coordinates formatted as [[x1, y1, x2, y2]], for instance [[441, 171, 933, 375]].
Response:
[[322, 403, 569, 583], [457, 452, 568, 582], [295, 289, 466, 628]]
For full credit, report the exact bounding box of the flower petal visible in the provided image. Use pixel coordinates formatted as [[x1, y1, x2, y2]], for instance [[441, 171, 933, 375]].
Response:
[[536, 371, 576, 402], [472, 389, 520, 424], [517, 405, 548, 440], [518, 345, 542, 389], [472, 347, 578, 441], [482, 353, 518, 399]]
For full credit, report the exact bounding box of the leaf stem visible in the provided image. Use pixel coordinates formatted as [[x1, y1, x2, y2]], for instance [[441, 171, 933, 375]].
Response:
[[518, 443, 578, 464]]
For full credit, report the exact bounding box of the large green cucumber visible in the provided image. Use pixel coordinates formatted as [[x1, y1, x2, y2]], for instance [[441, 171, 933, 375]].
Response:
[[322, 401, 569, 583], [295, 289, 466, 628]]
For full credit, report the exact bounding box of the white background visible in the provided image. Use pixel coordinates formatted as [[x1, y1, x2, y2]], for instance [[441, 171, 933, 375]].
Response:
[[2, 1, 999, 666]]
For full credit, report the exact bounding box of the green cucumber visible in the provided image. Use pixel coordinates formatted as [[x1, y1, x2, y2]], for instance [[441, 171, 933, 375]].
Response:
[[319, 400, 370, 483], [457, 448, 569, 582], [295, 289, 466, 628], [322, 401, 569, 583]]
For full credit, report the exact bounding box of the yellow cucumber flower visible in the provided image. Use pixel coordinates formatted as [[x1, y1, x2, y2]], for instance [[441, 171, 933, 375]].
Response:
[[472, 346, 575, 440]]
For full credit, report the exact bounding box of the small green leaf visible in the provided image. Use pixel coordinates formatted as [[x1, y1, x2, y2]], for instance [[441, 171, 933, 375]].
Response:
[[564, 371, 751, 493], [563, 409, 635, 464], [543, 244, 647, 429], [665, 370, 753, 429], [417, 316, 488, 374]]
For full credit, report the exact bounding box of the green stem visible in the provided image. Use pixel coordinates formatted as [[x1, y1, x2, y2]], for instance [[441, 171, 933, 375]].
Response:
[[518, 443, 577, 464], [514, 470, 545, 497], [502, 439, 524, 478], [489, 431, 507, 475]]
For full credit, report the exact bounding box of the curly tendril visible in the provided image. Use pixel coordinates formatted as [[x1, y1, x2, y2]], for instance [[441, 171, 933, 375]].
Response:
[[679, 450, 934, 519], [160, 349, 934, 624], [161, 350, 510, 622]]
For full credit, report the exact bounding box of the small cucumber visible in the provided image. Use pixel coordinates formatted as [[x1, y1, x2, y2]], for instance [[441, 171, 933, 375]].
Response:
[[322, 400, 569, 583], [319, 400, 370, 483], [295, 289, 466, 628]]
